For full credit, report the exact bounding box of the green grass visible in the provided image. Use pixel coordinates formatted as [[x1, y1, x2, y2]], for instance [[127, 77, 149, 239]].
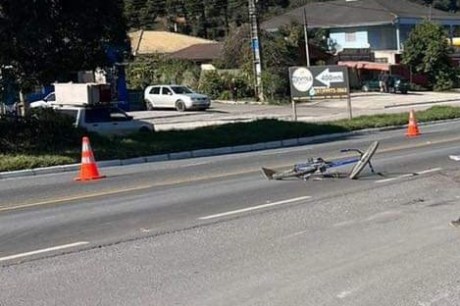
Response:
[[1, 105, 459, 172], [0, 154, 76, 171]]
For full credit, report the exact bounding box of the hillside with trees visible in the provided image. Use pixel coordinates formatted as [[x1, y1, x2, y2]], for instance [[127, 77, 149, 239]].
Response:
[[123, 0, 290, 40], [123, 0, 460, 41], [124, 0, 460, 100]]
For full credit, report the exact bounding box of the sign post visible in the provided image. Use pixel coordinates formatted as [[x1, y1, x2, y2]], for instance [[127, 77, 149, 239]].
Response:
[[346, 75, 352, 120], [292, 99, 297, 121]]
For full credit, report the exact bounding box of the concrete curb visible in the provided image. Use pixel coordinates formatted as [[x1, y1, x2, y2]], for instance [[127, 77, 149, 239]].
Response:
[[0, 169, 35, 179], [384, 98, 460, 109], [1, 120, 448, 180]]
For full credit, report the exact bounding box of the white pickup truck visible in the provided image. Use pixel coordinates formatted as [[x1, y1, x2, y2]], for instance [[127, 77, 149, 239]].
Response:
[[30, 83, 154, 135]]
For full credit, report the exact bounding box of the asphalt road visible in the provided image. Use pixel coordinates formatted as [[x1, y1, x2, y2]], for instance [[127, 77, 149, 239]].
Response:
[[2, 122, 460, 305]]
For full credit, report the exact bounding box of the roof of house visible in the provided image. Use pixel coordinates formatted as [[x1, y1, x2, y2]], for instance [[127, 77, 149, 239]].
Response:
[[129, 30, 218, 55], [261, 0, 460, 30], [167, 43, 224, 61]]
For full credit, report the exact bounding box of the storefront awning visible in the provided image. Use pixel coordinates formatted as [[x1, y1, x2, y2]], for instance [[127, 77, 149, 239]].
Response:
[[338, 61, 390, 71]]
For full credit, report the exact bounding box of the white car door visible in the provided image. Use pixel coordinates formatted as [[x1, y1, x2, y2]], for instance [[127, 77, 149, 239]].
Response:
[[148, 86, 161, 108], [83, 107, 114, 134], [83, 107, 137, 135], [160, 86, 176, 108], [108, 107, 138, 134]]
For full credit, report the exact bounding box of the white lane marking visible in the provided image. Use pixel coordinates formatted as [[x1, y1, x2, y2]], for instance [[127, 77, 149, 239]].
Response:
[[0, 241, 89, 262], [280, 230, 309, 240], [418, 292, 451, 306], [376, 174, 413, 183], [375, 168, 442, 184], [337, 290, 353, 298], [337, 287, 360, 299], [417, 168, 442, 175], [199, 196, 312, 220], [179, 161, 210, 168]]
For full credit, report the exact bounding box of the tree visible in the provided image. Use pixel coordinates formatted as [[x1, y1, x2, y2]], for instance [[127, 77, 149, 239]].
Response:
[[402, 21, 456, 91], [214, 25, 301, 101], [163, 0, 240, 39], [0, 0, 129, 92], [124, 0, 166, 30], [410, 0, 458, 12], [215, 25, 300, 71]]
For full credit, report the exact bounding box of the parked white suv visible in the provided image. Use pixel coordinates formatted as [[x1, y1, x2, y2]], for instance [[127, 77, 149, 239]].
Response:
[[144, 85, 211, 111], [53, 104, 154, 135]]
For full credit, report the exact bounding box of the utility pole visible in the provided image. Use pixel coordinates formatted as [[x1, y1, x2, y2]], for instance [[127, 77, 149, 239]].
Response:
[[248, 0, 264, 102], [425, 0, 433, 20], [303, 8, 310, 66]]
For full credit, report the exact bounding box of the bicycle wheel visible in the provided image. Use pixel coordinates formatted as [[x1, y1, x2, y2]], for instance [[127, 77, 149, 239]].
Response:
[[349, 141, 379, 179]]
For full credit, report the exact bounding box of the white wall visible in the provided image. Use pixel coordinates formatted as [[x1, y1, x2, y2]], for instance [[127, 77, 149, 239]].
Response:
[[330, 30, 369, 51]]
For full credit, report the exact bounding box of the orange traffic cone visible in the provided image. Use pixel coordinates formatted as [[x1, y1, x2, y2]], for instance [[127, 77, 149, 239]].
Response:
[[75, 136, 105, 181], [406, 109, 420, 137]]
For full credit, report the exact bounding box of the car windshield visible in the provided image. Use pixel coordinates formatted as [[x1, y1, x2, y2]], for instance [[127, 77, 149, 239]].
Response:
[[170, 86, 194, 94], [85, 107, 130, 123], [45, 93, 55, 101], [85, 107, 111, 123], [110, 107, 132, 121]]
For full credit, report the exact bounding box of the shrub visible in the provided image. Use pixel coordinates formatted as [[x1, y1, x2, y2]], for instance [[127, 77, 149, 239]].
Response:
[[230, 75, 253, 99], [433, 69, 455, 91], [126, 55, 200, 90], [198, 70, 226, 99], [199, 70, 254, 100], [262, 69, 289, 103], [219, 90, 232, 100], [0, 108, 85, 154]]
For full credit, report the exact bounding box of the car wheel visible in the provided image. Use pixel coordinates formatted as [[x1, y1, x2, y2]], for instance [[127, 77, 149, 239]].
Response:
[[175, 100, 186, 112], [362, 85, 369, 92], [145, 99, 154, 111], [139, 126, 151, 133]]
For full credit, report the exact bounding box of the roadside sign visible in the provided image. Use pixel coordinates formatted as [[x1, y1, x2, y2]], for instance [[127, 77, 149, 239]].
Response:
[[289, 65, 349, 99], [289, 65, 352, 120]]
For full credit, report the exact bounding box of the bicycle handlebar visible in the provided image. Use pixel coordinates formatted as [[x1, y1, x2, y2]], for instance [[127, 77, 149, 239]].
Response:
[[340, 148, 364, 155]]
